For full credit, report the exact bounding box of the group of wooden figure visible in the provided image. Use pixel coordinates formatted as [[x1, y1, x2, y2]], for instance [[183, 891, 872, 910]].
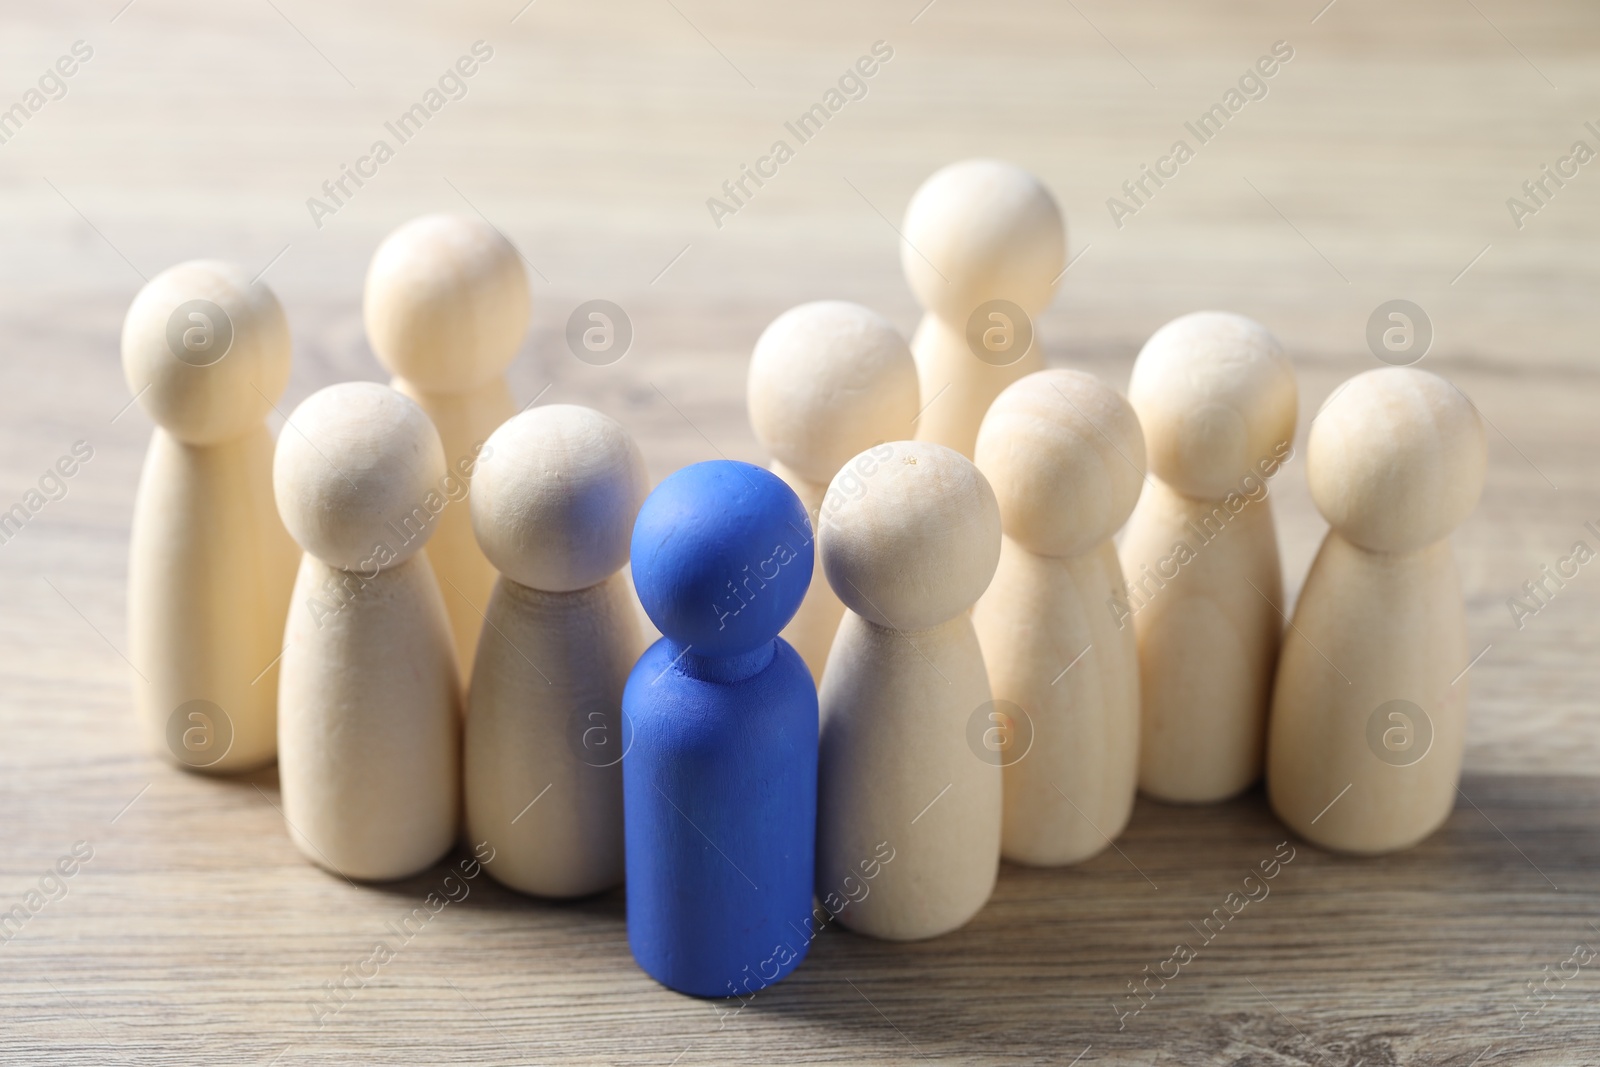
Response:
[[121, 160, 1486, 998]]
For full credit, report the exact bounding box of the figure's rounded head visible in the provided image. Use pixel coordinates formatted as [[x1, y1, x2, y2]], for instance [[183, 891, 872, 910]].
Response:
[[630, 460, 814, 657], [273, 381, 446, 570], [120, 260, 291, 445], [472, 404, 649, 592], [1128, 311, 1298, 500], [747, 300, 920, 485], [976, 369, 1145, 558], [363, 214, 530, 393], [818, 440, 1001, 630], [1308, 367, 1485, 553], [900, 159, 1065, 323]]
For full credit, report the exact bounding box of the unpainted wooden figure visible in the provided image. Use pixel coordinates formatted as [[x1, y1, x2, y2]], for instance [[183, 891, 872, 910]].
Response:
[[901, 159, 1066, 460], [747, 299, 920, 682], [466, 403, 649, 897], [123, 260, 298, 774], [972, 369, 1145, 865], [274, 381, 461, 881], [364, 213, 530, 680], [1267, 366, 1485, 853], [1119, 311, 1297, 803], [817, 439, 1003, 939]]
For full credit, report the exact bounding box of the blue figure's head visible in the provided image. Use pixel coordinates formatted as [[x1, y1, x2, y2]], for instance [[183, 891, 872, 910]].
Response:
[[631, 461, 814, 658]]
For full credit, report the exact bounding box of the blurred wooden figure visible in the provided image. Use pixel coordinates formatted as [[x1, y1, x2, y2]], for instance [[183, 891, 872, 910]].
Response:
[[466, 404, 649, 898], [1267, 367, 1485, 853], [274, 382, 461, 881], [365, 213, 530, 679], [816, 440, 1003, 939], [122, 261, 297, 773], [901, 159, 1066, 459], [747, 300, 920, 682], [1119, 311, 1297, 803], [972, 370, 1145, 865]]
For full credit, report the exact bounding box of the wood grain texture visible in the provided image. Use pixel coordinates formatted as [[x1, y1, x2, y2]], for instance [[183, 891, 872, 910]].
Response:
[[0, 0, 1597, 1062]]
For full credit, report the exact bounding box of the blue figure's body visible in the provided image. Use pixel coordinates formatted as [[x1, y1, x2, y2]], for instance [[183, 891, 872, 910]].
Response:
[[624, 461, 818, 998]]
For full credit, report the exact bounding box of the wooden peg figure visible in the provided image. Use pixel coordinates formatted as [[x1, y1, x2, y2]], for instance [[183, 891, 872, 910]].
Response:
[[747, 300, 920, 682], [1119, 311, 1298, 803], [901, 159, 1066, 459], [274, 382, 461, 881], [972, 370, 1145, 865], [623, 461, 817, 997], [465, 404, 649, 898], [122, 260, 298, 773], [1267, 367, 1485, 853], [364, 213, 530, 680], [816, 440, 1003, 940]]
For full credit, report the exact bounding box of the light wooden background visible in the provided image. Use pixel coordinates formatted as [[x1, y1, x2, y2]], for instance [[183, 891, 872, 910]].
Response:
[[1, 0, 1598, 1063]]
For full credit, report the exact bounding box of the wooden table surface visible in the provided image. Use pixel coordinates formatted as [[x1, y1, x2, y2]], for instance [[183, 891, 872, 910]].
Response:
[[2, 0, 1598, 1063]]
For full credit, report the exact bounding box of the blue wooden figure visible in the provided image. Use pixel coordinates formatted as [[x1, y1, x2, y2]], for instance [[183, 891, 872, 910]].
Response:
[[623, 460, 818, 998]]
